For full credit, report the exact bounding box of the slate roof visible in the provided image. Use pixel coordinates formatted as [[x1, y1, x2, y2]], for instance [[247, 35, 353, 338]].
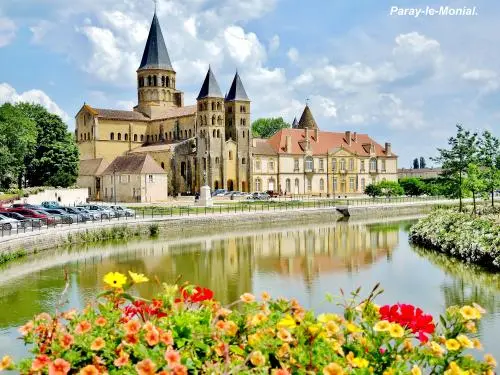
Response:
[[252, 139, 277, 155], [93, 108, 150, 121], [129, 143, 178, 153], [291, 117, 298, 128], [225, 72, 250, 101], [297, 105, 318, 129], [101, 154, 166, 175], [79, 158, 109, 176], [138, 13, 173, 71], [197, 66, 223, 99]]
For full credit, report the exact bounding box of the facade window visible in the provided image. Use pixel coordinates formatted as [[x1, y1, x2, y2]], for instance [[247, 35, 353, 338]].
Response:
[[203, 158, 207, 170], [140, 135, 144, 142], [349, 158, 354, 171], [161, 162, 165, 169], [105, 187, 108, 197], [242, 119, 246, 126], [319, 159, 324, 171], [124, 134, 128, 141], [349, 177, 355, 191], [217, 129, 220, 138], [332, 158, 337, 171], [370, 158, 377, 171], [361, 178, 366, 191], [213, 129, 216, 137], [307, 177, 312, 192], [255, 159, 261, 170], [229, 151, 233, 160], [320, 178, 325, 191], [189, 129, 192, 137], [212, 102, 215, 111], [228, 106, 232, 113], [134, 134, 138, 142], [294, 159, 300, 171], [215, 157, 220, 165], [360, 160, 365, 172], [340, 159, 346, 171], [333, 177, 338, 192], [286, 178, 291, 192], [169, 132, 172, 140], [305, 156, 313, 172], [268, 178, 275, 191], [269, 161, 274, 171], [382, 159, 386, 172], [242, 158, 246, 164], [110, 132, 115, 140], [295, 178, 300, 193], [242, 130, 245, 138], [255, 178, 262, 191], [147, 135, 150, 142], [212, 115, 216, 125], [148, 175, 154, 183]]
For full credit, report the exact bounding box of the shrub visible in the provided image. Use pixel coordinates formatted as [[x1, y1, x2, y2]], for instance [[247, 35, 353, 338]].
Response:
[[2, 273, 496, 374]]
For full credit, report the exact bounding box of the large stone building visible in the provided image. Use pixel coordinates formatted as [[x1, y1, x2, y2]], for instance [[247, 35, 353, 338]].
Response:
[[75, 11, 397, 200]]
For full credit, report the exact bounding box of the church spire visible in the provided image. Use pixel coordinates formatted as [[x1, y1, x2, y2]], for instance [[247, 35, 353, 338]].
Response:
[[138, 13, 173, 71], [297, 104, 319, 130], [197, 66, 223, 99], [225, 71, 250, 101]]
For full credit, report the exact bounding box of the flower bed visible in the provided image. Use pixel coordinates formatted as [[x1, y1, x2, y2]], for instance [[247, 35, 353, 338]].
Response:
[[1, 271, 497, 374], [410, 210, 500, 269]]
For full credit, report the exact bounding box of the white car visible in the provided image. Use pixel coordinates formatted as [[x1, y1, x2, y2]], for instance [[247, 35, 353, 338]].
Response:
[[0, 213, 21, 231]]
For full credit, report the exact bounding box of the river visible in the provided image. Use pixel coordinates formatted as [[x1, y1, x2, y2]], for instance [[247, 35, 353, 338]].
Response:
[[0, 216, 499, 361]]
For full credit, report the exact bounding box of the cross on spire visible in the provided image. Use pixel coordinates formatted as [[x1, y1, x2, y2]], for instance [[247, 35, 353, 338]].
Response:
[[306, 98, 310, 106], [153, 0, 158, 13]]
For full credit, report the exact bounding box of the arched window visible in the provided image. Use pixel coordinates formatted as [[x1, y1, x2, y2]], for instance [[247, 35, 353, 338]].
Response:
[[242, 130, 245, 138], [211, 129, 215, 137], [134, 134, 137, 142], [169, 132, 172, 140], [117, 133, 122, 141], [110, 132, 115, 140], [332, 158, 337, 171], [240, 118, 243, 126], [148, 76, 152, 86], [340, 158, 346, 170], [204, 115, 207, 125], [217, 129, 220, 138], [212, 115, 216, 125], [242, 119, 246, 126], [153, 75, 157, 86], [80, 133, 83, 141], [161, 162, 165, 169], [242, 158, 246, 164], [185, 130, 187, 138], [147, 135, 150, 142], [361, 178, 366, 191], [204, 102, 208, 110], [370, 158, 377, 171], [161, 76, 165, 86], [217, 115, 222, 125], [268, 178, 275, 191], [124, 133, 128, 141], [320, 178, 325, 191], [166, 76, 170, 87], [349, 158, 354, 171], [294, 178, 300, 193], [83, 133, 86, 141], [255, 178, 262, 191], [211, 102, 215, 111], [216, 102, 221, 111], [189, 129, 192, 137], [229, 151, 233, 160], [140, 135, 144, 142], [215, 157, 220, 165], [305, 156, 313, 171], [286, 178, 291, 192]]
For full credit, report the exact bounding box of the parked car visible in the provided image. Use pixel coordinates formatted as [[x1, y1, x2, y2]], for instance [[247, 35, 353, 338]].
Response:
[[266, 190, 279, 198], [0, 213, 21, 231], [0, 211, 40, 228], [60, 206, 91, 222], [43, 208, 78, 224], [109, 205, 135, 217], [41, 201, 62, 209], [7, 208, 57, 226], [11, 203, 44, 210], [33, 209, 62, 225], [211, 189, 227, 197], [77, 205, 116, 219], [247, 192, 270, 200], [73, 207, 100, 221]]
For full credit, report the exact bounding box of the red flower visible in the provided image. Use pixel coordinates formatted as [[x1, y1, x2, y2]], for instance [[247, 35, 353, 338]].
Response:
[[179, 286, 214, 303], [122, 300, 167, 321], [379, 303, 435, 343]]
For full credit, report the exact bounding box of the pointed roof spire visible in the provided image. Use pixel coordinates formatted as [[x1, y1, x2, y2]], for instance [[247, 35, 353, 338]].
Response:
[[292, 117, 298, 128], [226, 71, 250, 101], [138, 13, 173, 71], [197, 66, 223, 100], [297, 104, 319, 130]]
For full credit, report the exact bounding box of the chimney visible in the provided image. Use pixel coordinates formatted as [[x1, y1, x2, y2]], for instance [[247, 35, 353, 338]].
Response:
[[314, 128, 319, 142], [370, 143, 375, 154], [345, 131, 351, 145], [353, 132, 357, 142], [385, 142, 392, 156], [286, 135, 292, 153]]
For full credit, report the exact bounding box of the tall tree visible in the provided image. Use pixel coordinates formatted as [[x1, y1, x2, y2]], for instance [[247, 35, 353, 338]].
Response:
[[478, 130, 500, 207], [419, 157, 426, 169], [432, 124, 478, 212], [0, 103, 37, 188], [251, 117, 290, 138], [463, 163, 486, 214], [413, 158, 419, 169], [16, 103, 79, 187]]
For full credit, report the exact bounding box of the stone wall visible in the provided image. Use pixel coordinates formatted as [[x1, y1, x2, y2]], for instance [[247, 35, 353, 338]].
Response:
[[14, 188, 89, 206]]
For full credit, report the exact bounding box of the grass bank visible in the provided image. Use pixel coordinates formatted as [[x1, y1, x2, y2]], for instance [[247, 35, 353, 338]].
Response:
[[409, 209, 500, 269]]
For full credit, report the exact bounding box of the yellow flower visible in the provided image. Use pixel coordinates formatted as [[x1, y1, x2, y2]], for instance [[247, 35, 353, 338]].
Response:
[[317, 313, 340, 323], [460, 306, 481, 320], [128, 271, 148, 284], [472, 338, 482, 350], [103, 272, 127, 288], [248, 333, 262, 347], [352, 357, 369, 368], [456, 335, 473, 349], [429, 341, 445, 357], [443, 361, 469, 375], [411, 365, 422, 375], [465, 321, 476, 333], [249, 312, 268, 327], [277, 314, 296, 329], [403, 339, 413, 352], [0, 356, 12, 370], [325, 321, 340, 335], [277, 343, 290, 358], [388, 323, 405, 338], [373, 320, 391, 332], [346, 323, 361, 333], [485, 354, 497, 368], [249, 351, 265, 367], [383, 369, 395, 375], [261, 291, 271, 302], [323, 363, 344, 375], [308, 324, 321, 336], [445, 339, 461, 351], [330, 339, 344, 356], [225, 321, 238, 336]]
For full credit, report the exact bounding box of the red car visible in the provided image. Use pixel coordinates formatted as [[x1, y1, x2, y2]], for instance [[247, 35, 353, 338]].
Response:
[[5, 208, 57, 226]]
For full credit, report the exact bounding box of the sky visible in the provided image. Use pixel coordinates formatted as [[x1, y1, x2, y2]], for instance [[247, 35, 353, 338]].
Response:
[[0, 0, 499, 167]]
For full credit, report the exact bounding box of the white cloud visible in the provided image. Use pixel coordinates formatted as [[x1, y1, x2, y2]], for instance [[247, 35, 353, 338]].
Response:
[[462, 69, 497, 81], [311, 95, 338, 118], [0, 17, 16, 47], [268, 35, 280, 52], [183, 16, 197, 38], [30, 20, 53, 44], [223, 26, 266, 66], [0, 83, 70, 122], [287, 47, 299, 62]]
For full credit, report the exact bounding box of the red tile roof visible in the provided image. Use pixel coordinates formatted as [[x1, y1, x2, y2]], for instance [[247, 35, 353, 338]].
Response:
[[265, 129, 396, 157]]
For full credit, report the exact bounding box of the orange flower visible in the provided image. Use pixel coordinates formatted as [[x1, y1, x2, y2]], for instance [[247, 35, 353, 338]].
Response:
[[277, 328, 293, 342], [272, 370, 291, 375], [124, 320, 141, 335], [135, 359, 156, 375], [323, 362, 344, 375], [79, 365, 99, 375], [143, 321, 155, 332], [31, 354, 50, 371], [164, 349, 181, 366], [91, 337, 105, 351], [145, 328, 160, 346], [19, 320, 34, 336], [59, 333, 74, 349], [159, 329, 174, 346], [216, 320, 226, 330], [250, 351, 265, 367], [95, 317, 107, 327], [214, 342, 227, 356], [36, 313, 52, 322], [114, 352, 129, 367], [170, 365, 188, 375], [62, 309, 77, 321], [261, 292, 271, 302], [216, 308, 232, 318], [48, 358, 71, 375], [124, 334, 139, 345], [75, 320, 92, 335], [225, 321, 238, 336], [0, 356, 12, 371], [240, 293, 255, 303]]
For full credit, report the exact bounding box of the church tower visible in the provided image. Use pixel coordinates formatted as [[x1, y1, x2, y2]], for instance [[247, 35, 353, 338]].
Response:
[[135, 12, 184, 117], [225, 71, 251, 192], [196, 67, 225, 190]]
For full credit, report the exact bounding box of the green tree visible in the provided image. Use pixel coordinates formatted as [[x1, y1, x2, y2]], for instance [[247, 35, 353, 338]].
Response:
[[0, 103, 37, 189], [432, 124, 478, 212], [463, 163, 486, 214], [251, 117, 290, 138], [419, 157, 426, 169], [364, 184, 382, 197], [413, 158, 419, 169], [378, 180, 405, 197], [478, 130, 500, 207], [399, 177, 426, 196], [16, 103, 79, 187]]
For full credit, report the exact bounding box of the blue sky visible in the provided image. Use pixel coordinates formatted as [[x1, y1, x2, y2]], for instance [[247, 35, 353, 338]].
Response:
[[1, 0, 499, 167]]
